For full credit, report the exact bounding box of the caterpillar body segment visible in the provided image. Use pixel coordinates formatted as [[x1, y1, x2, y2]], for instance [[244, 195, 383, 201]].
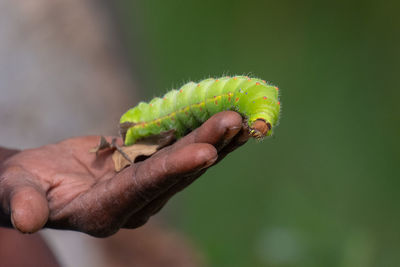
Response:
[[120, 76, 280, 145]]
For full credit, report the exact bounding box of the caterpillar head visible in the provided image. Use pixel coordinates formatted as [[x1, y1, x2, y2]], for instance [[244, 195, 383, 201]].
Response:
[[249, 119, 271, 139]]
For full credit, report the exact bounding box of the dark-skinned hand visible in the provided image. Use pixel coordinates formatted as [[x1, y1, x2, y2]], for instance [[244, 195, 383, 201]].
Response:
[[0, 111, 249, 237]]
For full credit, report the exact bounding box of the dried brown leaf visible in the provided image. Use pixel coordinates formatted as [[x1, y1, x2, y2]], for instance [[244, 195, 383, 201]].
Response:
[[90, 130, 177, 172], [112, 129, 177, 172], [112, 143, 159, 172]]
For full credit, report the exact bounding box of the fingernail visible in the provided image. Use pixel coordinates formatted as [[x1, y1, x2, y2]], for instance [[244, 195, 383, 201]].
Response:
[[224, 126, 241, 140], [202, 155, 218, 169]]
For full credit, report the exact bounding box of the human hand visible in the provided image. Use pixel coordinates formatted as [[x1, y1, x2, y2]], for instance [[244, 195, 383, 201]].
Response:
[[0, 111, 249, 237]]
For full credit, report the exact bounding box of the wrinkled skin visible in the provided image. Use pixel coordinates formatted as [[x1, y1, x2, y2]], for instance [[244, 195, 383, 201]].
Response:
[[0, 112, 249, 237]]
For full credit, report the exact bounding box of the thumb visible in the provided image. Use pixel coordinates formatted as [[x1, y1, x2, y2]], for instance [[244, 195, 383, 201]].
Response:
[[10, 185, 49, 233]]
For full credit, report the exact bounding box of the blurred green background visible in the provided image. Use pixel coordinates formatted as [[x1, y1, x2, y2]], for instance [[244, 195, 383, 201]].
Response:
[[116, 0, 400, 266]]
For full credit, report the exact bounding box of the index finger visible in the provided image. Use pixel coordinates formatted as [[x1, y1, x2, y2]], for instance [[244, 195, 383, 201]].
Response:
[[169, 111, 244, 152]]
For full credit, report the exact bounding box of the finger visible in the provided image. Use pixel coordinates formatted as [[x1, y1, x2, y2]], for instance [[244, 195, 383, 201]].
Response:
[[63, 143, 218, 233], [124, 128, 250, 228], [169, 111, 243, 152], [0, 167, 49, 233], [123, 169, 207, 228], [214, 123, 250, 163], [123, 113, 249, 228], [128, 143, 217, 205], [151, 112, 250, 199], [10, 185, 49, 233]]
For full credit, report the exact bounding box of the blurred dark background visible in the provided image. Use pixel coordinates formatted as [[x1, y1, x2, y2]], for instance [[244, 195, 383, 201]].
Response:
[[0, 0, 399, 266], [115, 0, 400, 266]]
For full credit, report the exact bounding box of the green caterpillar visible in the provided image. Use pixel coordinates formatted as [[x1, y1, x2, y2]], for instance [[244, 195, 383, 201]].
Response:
[[120, 76, 280, 145]]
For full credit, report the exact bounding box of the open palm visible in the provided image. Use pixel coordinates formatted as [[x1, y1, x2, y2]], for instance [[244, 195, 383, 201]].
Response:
[[0, 112, 249, 237]]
